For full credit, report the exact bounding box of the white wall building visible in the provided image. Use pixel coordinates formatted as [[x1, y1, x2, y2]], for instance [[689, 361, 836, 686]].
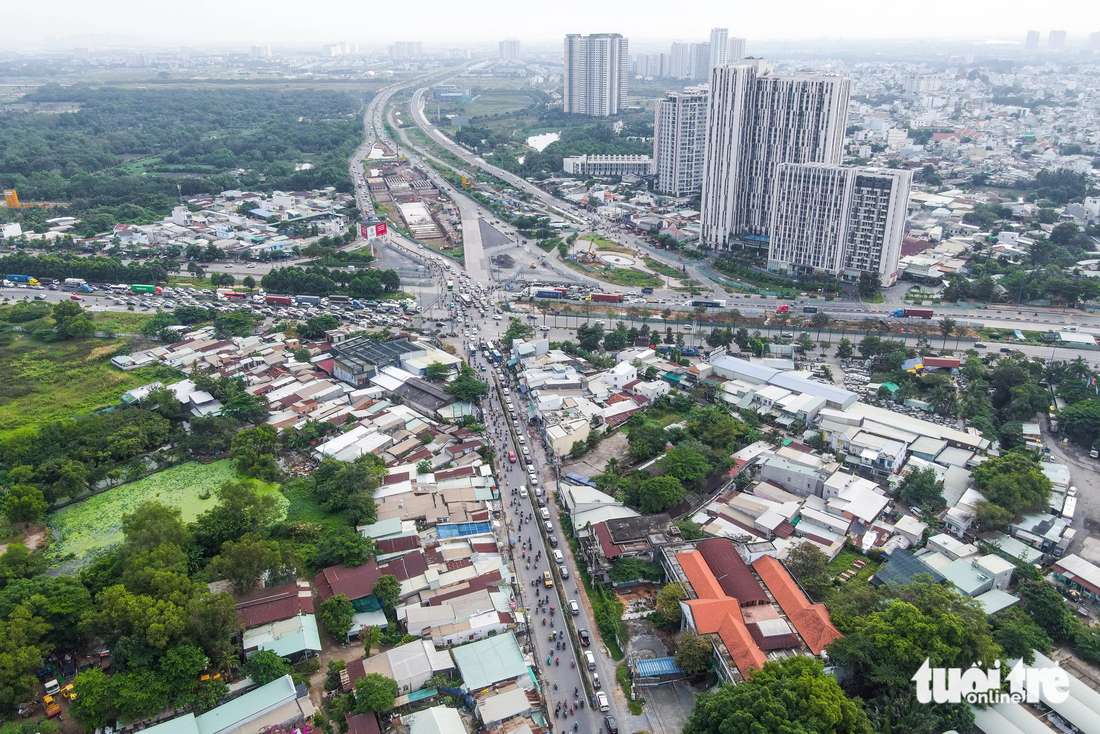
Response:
[[708, 28, 729, 73], [727, 37, 746, 62], [562, 155, 654, 177], [653, 87, 709, 196], [564, 33, 629, 116], [499, 39, 521, 59], [700, 59, 850, 249], [767, 164, 912, 286]]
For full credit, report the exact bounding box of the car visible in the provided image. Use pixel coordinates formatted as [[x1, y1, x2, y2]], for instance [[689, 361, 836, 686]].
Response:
[[544, 520, 554, 534], [578, 629, 591, 646], [69, 294, 82, 300], [1000, 347, 1012, 353], [519, 487, 528, 498], [1068, 485, 1079, 497], [558, 564, 569, 579], [547, 534, 558, 547], [592, 673, 601, 689], [974, 342, 986, 348], [604, 714, 619, 734], [595, 692, 610, 712], [33, 294, 45, 301], [543, 571, 554, 588], [1091, 450, 1099, 459], [508, 451, 517, 463], [569, 599, 580, 616], [522, 447, 531, 456]]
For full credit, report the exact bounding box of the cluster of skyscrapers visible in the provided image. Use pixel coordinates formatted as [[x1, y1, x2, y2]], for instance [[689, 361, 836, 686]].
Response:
[[631, 28, 747, 82], [562, 32, 911, 285], [389, 42, 423, 58]]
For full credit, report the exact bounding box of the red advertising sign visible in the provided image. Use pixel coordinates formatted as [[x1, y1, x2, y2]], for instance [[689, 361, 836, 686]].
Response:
[[374, 222, 387, 237]]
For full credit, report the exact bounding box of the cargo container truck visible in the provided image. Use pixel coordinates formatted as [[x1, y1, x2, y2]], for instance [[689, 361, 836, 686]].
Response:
[[891, 308, 934, 319], [130, 284, 163, 295], [62, 278, 87, 291], [266, 295, 293, 306], [535, 289, 564, 299], [5, 274, 39, 286], [590, 293, 624, 303], [329, 295, 350, 303], [295, 295, 321, 305], [802, 306, 818, 314]]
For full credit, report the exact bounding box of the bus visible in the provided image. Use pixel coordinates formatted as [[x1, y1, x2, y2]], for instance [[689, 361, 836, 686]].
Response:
[[691, 299, 727, 310], [460, 293, 473, 306], [447, 279, 454, 291]]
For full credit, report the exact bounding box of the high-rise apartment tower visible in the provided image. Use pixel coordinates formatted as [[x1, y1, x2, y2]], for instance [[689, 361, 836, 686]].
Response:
[[653, 87, 709, 196], [563, 33, 629, 116]]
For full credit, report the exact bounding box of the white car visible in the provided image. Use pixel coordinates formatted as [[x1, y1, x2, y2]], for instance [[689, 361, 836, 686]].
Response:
[[569, 599, 580, 616], [519, 487, 529, 498], [595, 692, 609, 711]]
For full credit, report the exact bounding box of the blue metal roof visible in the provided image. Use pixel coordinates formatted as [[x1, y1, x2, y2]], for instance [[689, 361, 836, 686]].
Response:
[[437, 521, 493, 538], [634, 657, 684, 676]]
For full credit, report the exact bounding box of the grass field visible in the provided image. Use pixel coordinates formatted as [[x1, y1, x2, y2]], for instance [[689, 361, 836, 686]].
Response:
[[89, 310, 155, 334], [0, 331, 176, 440], [47, 460, 286, 569], [564, 260, 662, 288], [828, 549, 881, 585]]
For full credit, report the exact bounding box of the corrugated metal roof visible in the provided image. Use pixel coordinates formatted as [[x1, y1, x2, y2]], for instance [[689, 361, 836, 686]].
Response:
[[696, 538, 769, 606]]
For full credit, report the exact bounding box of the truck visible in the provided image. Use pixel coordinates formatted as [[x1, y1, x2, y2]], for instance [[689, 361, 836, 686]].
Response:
[[802, 306, 818, 314], [43, 697, 61, 719], [266, 295, 293, 306], [641, 287, 655, 294], [295, 295, 321, 306], [590, 293, 624, 303], [62, 278, 87, 291], [535, 289, 564, 299], [5, 274, 40, 286], [130, 284, 163, 295], [329, 295, 351, 303], [775, 304, 790, 313], [892, 308, 934, 319]]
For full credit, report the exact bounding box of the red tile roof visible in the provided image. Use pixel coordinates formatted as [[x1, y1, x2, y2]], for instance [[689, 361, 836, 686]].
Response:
[[233, 581, 315, 628], [314, 561, 382, 602], [676, 551, 726, 600], [594, 523, 622, 560], [375, 536, 421, 555], [923, 356, 960, 368], [697, 539, 769, 606], [752, 555, 841, 655], [718, 612, 767, 674], [345, 713, 380, 734]]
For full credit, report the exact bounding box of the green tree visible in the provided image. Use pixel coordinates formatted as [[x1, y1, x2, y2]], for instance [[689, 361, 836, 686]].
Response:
[[191, 480, 281, 557], [673, 631, 712, 675], [684, 656, 872, 734], [372, 575, 401, 610], [2, 485, 47, 524], [424, 361, 451, 381], [121, 502, 191, 554], [656, 581, 686, 627], [673, 519, 704, 540], [310, 525, 375, 568], [70, 668, 115, 730], [245, 649, 292, 685], [416, 459, 432, 474], [353, 672, 398, 713], [972, 453, 1051, 519], [836, 337, 854, 359], [658, 446, 711, 490], [828, 579, 1000, 696], [319, 594, 355, 638], [444, 371, 489, 402], [635, 475, 685, 514], [990, 606, 1052, 664], [0, 543, 48, 585], [897, 467, 945, 510], [231, 424, 281, 480], [783, 543, 832, 599], [206, 534, 295, 594]]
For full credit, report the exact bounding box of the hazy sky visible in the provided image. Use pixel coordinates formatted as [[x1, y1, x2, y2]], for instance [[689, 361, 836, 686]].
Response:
[[5, 0, 1096, 48]]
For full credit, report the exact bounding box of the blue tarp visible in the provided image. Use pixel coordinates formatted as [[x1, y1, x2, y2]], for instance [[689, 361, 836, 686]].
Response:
[[437, 521, 493, 538], [634, 657, 685, 676]]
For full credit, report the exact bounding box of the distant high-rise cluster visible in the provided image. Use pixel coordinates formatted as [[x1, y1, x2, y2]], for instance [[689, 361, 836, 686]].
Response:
[[1024, 30, 1040, 50], [563, 33, 629, 116], [251, 45, 271, 58], [322, 42, 357, 57], [632, 29, 746, 81], [389, 42, 423, 58], [1048, 30, 1067, 49], [499, 39, 521, 59]]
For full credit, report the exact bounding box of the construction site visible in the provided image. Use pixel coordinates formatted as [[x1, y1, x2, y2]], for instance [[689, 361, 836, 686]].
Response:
[[365, 162, 462, 252]]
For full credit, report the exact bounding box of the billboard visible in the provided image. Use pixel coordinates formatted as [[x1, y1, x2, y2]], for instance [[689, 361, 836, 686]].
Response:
[[358, 221, 388, 240]]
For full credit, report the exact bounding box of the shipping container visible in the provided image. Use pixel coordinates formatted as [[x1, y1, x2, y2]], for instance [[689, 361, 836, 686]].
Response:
[[536, 289, 564, 299], [802, 306, 818, 314], [266, 295, 293, 306], [130, 284, 163, 295], [692, 299, 727, 309], [5, 274, 39, 285], [295, 295, 321, 305], [590, 293, 624, 303], [904, 308, 934, 319], [330, 295, 351, 303]]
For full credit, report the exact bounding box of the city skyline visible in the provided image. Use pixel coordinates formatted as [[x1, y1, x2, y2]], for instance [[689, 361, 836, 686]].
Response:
[[2, 0, 1096, 47]]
